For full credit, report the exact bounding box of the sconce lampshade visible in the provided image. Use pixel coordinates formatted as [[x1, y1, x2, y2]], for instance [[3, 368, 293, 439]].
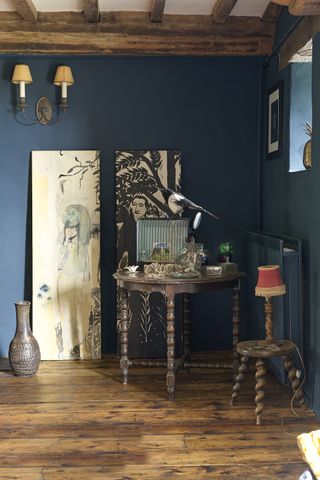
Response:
[[11, 64, 33, 84], [255, 265, 286, 297], [53, 66, 74, 86]]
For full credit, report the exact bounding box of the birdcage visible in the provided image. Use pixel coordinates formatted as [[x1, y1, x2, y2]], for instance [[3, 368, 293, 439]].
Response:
[[136, 218, 189, 263]]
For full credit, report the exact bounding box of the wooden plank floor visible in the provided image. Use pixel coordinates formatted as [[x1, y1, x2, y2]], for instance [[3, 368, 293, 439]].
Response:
[[0, 352, 318, 480]]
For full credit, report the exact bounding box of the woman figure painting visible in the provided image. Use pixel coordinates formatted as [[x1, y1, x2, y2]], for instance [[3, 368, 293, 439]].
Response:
[[57, 204, 92, 359]]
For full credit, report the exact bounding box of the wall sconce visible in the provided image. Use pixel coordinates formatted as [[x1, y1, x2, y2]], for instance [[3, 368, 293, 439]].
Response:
[[11, 64, 74, 125]]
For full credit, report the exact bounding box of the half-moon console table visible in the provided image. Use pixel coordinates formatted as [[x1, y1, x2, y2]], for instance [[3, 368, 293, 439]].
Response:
[[114, 271, 246, 400]]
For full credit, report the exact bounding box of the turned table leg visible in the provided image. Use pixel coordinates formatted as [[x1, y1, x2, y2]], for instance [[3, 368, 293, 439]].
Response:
[[255, 358, 266, 425], [120, 287, 129, 385], [283, 354, 305, 407], [166, 291, 175, 401], [230, 355, 249, 406], [232, 286, 240, 372], [183, 293, 191, 364]]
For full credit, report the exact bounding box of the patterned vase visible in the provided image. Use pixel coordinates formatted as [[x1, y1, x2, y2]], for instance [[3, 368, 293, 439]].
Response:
[[9, 301, 41, 377]]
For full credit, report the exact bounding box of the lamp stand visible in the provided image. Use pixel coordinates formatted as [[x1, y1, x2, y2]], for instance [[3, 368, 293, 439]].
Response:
[[264, 297, 274, 342]]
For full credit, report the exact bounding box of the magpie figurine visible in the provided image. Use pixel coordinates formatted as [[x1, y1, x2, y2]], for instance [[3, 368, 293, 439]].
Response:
[[161, 188, 219, 219]]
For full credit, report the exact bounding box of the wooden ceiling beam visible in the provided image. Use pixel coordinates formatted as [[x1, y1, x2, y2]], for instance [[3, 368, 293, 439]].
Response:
[[14, 0, 37, 23], [271, 0, 290, 5], [83, 0, 100, 22], [279, 16, 319, 69], [0, 11, 275, 56], [262, 2, 282, 22], [289, 0, 320, 15], [211, 0, 238, 23], [150, 0, 166, 22]]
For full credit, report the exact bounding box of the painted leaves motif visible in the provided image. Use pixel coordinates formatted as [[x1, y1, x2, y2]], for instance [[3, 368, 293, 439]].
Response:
[[139, 293, 152, 343], [116, 150, 178, 217]]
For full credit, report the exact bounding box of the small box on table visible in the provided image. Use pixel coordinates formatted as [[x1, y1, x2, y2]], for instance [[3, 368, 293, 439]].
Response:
[[218, 262, 238, 274]]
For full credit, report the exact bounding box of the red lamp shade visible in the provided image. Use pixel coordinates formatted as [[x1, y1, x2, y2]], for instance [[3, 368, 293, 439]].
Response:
[[255, 265, 286, 297]]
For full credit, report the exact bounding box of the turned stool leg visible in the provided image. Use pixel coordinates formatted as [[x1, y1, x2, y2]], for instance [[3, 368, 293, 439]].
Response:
[[283, 354, 305, 407], [255, 358, 266, 425], [230, 355, 249, 406]]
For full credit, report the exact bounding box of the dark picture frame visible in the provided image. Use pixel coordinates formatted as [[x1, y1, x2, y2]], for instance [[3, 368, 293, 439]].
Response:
[[267, 80, 283, 159]]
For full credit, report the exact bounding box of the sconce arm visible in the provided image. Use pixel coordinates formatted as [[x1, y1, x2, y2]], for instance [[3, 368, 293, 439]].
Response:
[[14, 96, 67, 126]]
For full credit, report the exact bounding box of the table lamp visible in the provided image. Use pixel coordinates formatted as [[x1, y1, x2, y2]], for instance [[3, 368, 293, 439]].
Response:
[[255, 265, 286, 342]]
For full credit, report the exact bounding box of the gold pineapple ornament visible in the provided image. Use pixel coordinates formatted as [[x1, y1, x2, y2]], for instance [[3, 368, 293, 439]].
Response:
[[303, 122, 312, 170]]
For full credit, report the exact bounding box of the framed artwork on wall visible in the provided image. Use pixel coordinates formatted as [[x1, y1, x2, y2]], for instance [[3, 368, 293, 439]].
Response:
[[267, 80, 283, 159]]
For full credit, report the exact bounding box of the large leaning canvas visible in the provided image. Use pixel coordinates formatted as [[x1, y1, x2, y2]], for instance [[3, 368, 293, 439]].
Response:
[[116, 149, 182, 358], [32, 150, 101, 360]]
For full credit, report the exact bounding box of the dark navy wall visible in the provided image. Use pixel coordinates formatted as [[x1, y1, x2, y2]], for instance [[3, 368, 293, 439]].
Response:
[[0, 55, 263, 356], [262, 13, 320, 415]]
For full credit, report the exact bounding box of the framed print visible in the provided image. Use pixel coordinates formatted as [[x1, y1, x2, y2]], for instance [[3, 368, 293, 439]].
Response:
[[267, 81, 283, 159]]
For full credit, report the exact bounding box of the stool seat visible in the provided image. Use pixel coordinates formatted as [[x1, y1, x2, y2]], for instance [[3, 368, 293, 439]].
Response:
[[237, 339, 294, 358], [231, 338, 304, 425]]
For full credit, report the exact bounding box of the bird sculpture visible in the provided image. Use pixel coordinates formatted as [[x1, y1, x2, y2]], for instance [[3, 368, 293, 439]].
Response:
[[162, 188, 219, 220]]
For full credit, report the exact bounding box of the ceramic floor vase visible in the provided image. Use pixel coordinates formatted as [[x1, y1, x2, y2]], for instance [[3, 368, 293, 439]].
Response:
[[9, 301, 41, 376]]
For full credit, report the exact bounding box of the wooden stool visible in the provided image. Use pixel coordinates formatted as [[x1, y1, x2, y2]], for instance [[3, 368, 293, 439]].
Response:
[[230, 339, 305, 425]]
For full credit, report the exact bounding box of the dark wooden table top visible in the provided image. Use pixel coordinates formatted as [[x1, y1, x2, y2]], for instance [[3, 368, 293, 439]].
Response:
[[114, 270, 245, 294], [114, 270, 245, 284]]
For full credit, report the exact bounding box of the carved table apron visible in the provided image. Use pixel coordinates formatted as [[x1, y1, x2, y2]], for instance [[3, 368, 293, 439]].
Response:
[[114, 271, 245, 400]]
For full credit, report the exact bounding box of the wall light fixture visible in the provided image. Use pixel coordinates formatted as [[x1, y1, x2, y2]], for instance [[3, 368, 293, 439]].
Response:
[[11, 64, 74, 125]]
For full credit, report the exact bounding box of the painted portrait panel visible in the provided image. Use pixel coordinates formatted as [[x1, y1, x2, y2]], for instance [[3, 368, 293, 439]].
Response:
[[115, 149, 182, 358], [32, 150, 101, 360]]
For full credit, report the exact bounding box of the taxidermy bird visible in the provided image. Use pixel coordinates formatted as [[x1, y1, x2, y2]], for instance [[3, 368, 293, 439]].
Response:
[[162, 188, 219, 220]]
